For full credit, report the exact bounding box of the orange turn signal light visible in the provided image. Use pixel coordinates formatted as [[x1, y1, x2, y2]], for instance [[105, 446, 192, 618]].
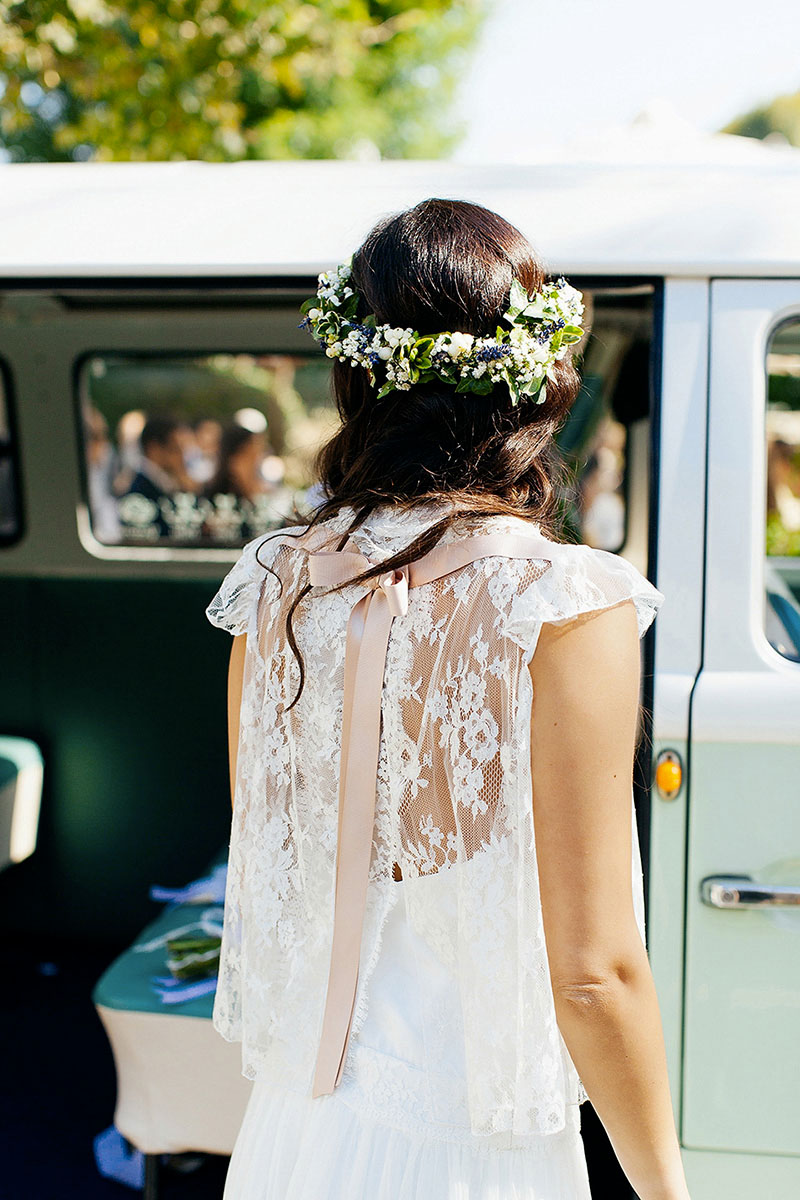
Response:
[[655, 751, 683, 800]]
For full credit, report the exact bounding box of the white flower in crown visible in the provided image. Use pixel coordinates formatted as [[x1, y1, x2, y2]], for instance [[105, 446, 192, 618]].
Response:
[[446, 332, 475, 355], [299, 260, 585, 406]]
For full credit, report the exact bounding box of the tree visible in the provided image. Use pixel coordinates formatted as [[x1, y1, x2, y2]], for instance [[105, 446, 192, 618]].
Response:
[[723, 87, 800, 146], [0, 0, 486, 162]]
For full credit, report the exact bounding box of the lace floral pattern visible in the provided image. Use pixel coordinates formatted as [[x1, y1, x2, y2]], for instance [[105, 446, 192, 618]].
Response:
[[206, 503, 664, 1139]]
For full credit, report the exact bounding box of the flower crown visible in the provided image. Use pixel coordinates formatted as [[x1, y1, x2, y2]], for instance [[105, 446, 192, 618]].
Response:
[[299, 259, 585, 406]]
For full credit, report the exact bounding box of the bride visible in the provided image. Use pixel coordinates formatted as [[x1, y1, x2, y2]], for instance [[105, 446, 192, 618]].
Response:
[[206, 196, 690, 1200]]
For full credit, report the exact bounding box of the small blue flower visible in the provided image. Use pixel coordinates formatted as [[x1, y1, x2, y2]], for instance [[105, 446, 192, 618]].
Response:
[[476, 344, 512, 362]]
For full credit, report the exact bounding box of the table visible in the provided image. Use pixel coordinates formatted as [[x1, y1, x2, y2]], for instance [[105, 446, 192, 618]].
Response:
[[92, 856, 252, 1194]]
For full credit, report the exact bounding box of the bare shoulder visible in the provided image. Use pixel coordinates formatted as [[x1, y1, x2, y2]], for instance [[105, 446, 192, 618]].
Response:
[[531, 597, 640, 686], [529, 599, 641, 782]]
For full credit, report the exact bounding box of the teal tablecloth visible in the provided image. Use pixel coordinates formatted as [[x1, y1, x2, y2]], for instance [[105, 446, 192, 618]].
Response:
[[92, 849, 228, 1020]]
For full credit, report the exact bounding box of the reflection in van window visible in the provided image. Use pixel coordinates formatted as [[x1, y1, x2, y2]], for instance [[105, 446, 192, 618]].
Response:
[[79, 353, 337, 547], [566, 410, 627, 551], [556, 293, 652, 553], [0, 367, 21, 542], [765, 318, 800, 661]]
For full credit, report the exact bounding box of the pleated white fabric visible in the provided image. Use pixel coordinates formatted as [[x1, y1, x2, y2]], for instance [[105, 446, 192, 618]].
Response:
[[222, 893, 592, 1199]]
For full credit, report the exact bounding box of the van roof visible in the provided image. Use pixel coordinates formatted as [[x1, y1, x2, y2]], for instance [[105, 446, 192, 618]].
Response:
[[1, 151, 799, 279]]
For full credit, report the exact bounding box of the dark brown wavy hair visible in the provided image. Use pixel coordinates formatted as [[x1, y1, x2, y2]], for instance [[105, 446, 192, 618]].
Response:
[[258, 197, 584, 706]]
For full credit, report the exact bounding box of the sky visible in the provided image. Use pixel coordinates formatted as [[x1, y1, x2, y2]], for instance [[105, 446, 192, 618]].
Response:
[[454, 0, 800, 160]]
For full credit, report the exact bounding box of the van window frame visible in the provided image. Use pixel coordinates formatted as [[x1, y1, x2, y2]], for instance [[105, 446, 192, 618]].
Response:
[[763, 309, 800, 664], [73, 343, 332, 562], [0, 357, 25, 548], [66, 276, 659, 563]]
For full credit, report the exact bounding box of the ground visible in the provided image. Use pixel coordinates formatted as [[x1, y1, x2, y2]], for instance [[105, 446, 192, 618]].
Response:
[[1, 936, 230, 1200]]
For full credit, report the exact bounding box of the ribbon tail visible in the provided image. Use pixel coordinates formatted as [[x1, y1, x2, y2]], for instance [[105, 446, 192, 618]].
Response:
[[311, 589, 394, 1098], [338, 592, 368, 806]]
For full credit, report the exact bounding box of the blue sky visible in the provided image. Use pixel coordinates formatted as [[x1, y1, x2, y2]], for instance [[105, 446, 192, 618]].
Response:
[[454, 0, 800, 159]]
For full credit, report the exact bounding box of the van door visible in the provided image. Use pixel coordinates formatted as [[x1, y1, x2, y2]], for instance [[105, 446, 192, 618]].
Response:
[[683, 280, 800, 1190]]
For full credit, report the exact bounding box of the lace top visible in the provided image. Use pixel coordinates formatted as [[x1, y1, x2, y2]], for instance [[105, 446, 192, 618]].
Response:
[[205, 502, 664, 1138]]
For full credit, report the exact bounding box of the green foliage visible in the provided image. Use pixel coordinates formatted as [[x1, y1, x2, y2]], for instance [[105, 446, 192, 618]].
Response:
[[769, 372, 800, 412], [767, 510, 800, 557], [0, 0, 486, 162], [723, 87, 800, 147]]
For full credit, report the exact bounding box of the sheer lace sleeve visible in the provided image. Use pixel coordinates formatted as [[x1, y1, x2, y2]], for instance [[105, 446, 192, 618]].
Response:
[[504, 540, 664, 655], [205, 534, 273, 637]]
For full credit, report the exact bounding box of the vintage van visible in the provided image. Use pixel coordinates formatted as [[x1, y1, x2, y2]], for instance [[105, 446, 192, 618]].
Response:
[[1, 155, 799, 1197]]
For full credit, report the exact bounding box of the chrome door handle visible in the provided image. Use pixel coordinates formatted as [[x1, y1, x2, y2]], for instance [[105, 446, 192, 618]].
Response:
[[700, 875, 800, 908]]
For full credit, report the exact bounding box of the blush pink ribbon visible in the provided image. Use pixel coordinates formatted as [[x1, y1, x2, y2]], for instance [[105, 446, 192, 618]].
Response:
[[294, 528, 548, 1098]]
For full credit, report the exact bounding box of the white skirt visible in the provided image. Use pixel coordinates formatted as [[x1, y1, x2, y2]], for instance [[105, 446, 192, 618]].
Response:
[[222, 895, 592, 1199]]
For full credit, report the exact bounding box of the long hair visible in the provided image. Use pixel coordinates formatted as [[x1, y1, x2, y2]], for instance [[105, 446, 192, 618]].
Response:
[[259, 198, 583, 706]]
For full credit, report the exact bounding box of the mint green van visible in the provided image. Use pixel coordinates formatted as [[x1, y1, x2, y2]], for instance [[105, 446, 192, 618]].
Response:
[[1, 158, 799, 1196]]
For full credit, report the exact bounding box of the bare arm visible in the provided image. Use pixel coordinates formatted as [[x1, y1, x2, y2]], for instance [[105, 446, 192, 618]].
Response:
[[530, 600, 690, 1200], [227, 634, 247, 809]]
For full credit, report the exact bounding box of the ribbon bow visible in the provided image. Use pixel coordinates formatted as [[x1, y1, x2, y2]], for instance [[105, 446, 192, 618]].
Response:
[[297, 529, 548, 1098], [309, 548, 410, 618]]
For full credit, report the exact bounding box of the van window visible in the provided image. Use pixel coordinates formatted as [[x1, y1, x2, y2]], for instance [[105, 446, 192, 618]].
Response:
[[765, 317, 800, 660], [0, 365, 21, 543], [555, 289, 653, 553], [78, 353, 336, 547], [76, 287, 651, 555]]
